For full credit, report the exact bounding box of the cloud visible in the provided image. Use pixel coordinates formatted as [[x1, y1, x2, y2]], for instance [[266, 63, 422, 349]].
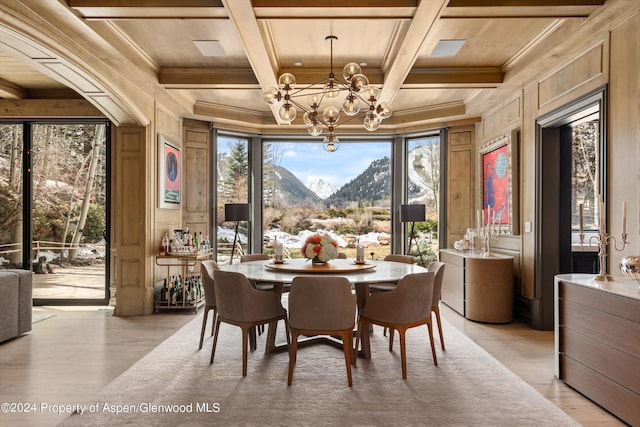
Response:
[[283, 150, 297, 157]]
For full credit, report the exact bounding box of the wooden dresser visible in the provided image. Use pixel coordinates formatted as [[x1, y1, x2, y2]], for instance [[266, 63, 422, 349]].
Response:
[[554, 274, 640, 426], [439, 249, 514, 323]]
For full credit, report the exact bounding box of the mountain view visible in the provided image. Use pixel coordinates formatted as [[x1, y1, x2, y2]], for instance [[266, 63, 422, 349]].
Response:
[[305, 177, 337, 199]]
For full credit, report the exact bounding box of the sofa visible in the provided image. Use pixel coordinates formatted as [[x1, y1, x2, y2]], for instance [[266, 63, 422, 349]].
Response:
[[0, 269, 33, 343]]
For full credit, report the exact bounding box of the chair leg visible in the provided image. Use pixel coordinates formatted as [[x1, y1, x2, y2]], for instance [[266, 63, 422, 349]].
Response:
[[210, 309, 217, 336], [287, 332, 299, 386], [199, 308, 209, 350], [242, 326, 249, 377], [210, 318, 222, 364], [433, 306, 445, 351], [383, 326, 388, 337], [399, 328, 408, 379], [341, 330, 353, 387], [389, 328, 395, 352], [427, 321, 438, 366]]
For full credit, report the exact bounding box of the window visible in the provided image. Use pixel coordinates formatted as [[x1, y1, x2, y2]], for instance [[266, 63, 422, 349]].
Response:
[[0, 123, 24, 269], [571, 118, 600, 233], [262, 140, 392, 260], [215, 134, 249, 263], [407, 135, 440, 262]]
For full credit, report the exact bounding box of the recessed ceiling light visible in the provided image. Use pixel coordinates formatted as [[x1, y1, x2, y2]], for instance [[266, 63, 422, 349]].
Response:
[[359, 62, 367, 67], [430, 39, 466, 57], [193, 40, 226, 57], [294, 61, 303, 67]]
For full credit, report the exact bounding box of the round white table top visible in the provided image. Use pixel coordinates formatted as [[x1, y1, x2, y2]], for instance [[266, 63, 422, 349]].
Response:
[[219, 258, 429, 284]]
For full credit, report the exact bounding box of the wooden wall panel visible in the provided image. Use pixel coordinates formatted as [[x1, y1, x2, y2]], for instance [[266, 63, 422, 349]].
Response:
[[183, 120, 211, 244], [482, 96, 521, 142], [113, 125, 151, 316], [446, 126, 475, 245], [538, 43, 605, 110]]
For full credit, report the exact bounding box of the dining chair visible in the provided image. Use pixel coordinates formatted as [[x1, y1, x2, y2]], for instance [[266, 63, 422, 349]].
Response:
[[337, 252, 347, 259], [370, 254, 415, 336], [287, 276, 357, 387], [240, 253, 278, 335], [427, 260, 446, 351], [369, 254, 414, 292], [211, 269, 290, 377], [355, 271, 437, 379], [198, 259, 220, 350]]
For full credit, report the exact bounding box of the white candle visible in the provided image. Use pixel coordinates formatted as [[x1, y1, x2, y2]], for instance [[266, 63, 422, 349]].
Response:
[[599, 194, 605, 232], [275, 242, 283, 256], [622, 201, 627, 235], [487, 204, 491, 227], [578, 202, 583, 235], [357, 245, 365, 263], [476, 209, 481, 230]]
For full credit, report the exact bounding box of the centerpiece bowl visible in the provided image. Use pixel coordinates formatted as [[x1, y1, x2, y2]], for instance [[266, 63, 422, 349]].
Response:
[[619, 255, 640, 284]]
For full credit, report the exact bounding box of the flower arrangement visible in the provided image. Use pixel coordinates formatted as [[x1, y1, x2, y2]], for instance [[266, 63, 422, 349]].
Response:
[[301, 233, 339, 263]]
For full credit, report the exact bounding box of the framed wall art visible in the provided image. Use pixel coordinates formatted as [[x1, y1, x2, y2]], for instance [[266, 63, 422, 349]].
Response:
[[478, 130, 519, 235], [158, 134, 181, 209]]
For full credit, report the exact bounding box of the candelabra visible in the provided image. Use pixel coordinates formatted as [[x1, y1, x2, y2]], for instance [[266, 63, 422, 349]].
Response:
[[580, 230, 629, 282], [476, 221, 502, 257]]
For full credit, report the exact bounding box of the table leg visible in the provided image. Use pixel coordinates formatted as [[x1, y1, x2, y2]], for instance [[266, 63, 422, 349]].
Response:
[[355, 282, 371, 359], [265, 320, 278, 354]]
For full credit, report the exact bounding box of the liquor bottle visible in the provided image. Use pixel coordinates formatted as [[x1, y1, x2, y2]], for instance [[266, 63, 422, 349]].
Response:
[[193, 233, 199, 251], [161, 278, 168, 302], [161, 232, 170, 254]]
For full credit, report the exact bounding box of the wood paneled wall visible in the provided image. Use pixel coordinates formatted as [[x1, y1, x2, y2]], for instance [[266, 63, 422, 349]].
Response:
[[446, 125, 475, 246], [475, 1, 640, 320]]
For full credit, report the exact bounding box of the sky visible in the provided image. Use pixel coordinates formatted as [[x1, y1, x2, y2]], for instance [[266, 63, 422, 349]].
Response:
[[275, 141, 391, 187], [219, 136, 392, 188]]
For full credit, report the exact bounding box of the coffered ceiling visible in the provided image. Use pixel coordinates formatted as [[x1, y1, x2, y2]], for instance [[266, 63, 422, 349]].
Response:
[[0, 0, 606, 134]]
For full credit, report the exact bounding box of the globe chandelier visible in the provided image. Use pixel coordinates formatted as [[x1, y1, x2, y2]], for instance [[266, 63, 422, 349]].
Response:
[[263, 35, 392, 152]]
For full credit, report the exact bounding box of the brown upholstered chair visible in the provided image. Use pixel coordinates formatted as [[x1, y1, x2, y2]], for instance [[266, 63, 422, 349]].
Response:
[[337, 252, 347, 259], [198, 259, 220, 350], [369, 254, 414, 292], [355, 272, 437, 379], [240, 253, 270, 263], [287, 276, 356, 387], [240, 253, 277, 335], [427, 260, 446, 351], [211, 270, 290, 377], [371, 254, 415, 336]]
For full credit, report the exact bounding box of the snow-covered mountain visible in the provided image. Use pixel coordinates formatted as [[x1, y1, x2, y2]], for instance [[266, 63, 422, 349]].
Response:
[[306, 177, 338, 199]]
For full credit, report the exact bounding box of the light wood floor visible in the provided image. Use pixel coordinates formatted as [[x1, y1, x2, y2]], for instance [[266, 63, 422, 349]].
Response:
[[0, 304, 624, 426]]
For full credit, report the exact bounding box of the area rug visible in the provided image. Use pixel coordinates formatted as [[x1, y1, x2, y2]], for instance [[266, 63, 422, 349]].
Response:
[[59, 314, 578, 426]]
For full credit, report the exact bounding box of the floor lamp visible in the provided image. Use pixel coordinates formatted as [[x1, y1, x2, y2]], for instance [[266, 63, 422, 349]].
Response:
[[225, 203, 251, 265], [400, 204, 426, 266]]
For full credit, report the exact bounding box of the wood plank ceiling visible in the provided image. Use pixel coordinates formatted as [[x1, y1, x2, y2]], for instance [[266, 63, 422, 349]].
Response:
[[0, 0, 605, 133]]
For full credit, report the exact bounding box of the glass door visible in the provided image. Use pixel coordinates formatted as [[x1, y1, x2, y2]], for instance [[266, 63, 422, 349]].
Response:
[[0, 123, 24, 270], [30, 122, 110, 303]]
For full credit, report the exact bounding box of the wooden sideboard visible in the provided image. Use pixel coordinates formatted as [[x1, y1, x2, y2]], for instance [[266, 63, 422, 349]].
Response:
[[554, 274, 640, 426], [439, 249, 514, 323]]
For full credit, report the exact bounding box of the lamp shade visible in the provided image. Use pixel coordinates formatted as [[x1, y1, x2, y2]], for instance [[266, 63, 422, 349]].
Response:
[[400, 204, 425, 223], [224, 203, 251, 221]]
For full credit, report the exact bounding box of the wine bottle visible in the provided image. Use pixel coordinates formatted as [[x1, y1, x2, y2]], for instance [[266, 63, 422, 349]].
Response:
[[161, 278, 168, 302]]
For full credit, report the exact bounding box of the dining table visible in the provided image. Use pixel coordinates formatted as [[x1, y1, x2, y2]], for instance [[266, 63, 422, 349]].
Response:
[[219, 257, 429, 359]]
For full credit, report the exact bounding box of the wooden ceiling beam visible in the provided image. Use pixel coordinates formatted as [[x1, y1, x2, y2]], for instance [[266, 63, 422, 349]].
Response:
[[377, 0, 449, 104], [158, 67, 502, 88], [404, 68, 503, 86], [0, 78, 28, 99], [447, 0, 604, 6], [443, 0, 603, 18], [159, 68, 259, 88], [68, 0, 226, 19]]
